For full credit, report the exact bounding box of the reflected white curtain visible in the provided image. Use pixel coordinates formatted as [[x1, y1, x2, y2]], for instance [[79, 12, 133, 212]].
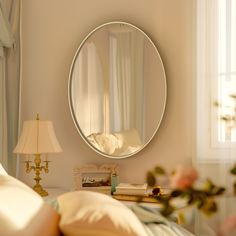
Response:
[[109, 30, 144, 140], [0, 0, 21, 175], [72, 42, 104, 137]]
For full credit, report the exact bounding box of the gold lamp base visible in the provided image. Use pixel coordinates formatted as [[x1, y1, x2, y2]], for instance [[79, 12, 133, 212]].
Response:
[[25, 154, 50, 197], [33, 184, 48, 197]]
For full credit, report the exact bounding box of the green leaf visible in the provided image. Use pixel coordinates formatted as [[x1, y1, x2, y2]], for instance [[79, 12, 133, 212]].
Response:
[[230, 94, 236, 99], [221, 116, 230, 122], [230, 166, 236, 175], [204, 179, 215, 191], [214, 187, 225, 196], [201, 199, 218, 216], [154, 166, 166, 175], [196, 195, 206, 209], [161, 204, 175, 217], [213, 101, 220, 107], [146, 171, 156, 187], [171, 190, 183, 198], [187, 194, 195, 205]]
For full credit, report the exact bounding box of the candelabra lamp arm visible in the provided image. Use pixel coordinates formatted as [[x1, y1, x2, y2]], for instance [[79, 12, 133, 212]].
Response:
[[42, 161, 50, 173], [24, 161, 35, 173]]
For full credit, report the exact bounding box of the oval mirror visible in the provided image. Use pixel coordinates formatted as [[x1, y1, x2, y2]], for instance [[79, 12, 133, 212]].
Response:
[[69, 22, 167, 158]]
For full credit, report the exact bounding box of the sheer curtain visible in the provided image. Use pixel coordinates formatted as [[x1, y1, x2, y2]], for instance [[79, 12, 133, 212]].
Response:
[[196, 1, 236, 231], [109, 30, 144, 139], [72, 42, 104, 137], [197, 0, 236, 192], [0, 0, 21, 176]]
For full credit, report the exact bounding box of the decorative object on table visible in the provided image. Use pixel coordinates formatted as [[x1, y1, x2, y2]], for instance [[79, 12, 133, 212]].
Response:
[[146, 165, 225, 218], [14, 114, 62, 197], [73, 164, 118, 193], [114, 183, 148, 196], [111, 170, 119, 195]]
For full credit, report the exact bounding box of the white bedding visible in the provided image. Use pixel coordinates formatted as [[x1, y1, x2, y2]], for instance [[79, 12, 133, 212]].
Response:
[[129, 205, 195, 236], [0, 167, 60, 236], [53, 191, 195, 236], [0, 164, 195, 236]]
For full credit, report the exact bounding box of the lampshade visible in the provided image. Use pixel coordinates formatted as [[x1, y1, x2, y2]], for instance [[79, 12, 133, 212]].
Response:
[[14, 120, 62, 154]]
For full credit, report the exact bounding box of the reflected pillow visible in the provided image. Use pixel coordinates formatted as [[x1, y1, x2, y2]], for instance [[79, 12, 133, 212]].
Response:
[[58, 190, 147, 236], [114, 128, 142, 148], [87, 129, 142, 155], [91, 133, 119, 154], [0, 175, 60, 236]]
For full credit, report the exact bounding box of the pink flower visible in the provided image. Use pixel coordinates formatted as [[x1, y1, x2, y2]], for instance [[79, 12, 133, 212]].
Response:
[[218, 215, 236, 236], [170, 165, 198, 190]]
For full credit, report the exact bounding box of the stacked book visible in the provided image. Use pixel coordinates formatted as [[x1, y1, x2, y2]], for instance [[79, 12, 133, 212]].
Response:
[[114, 183, 148, 196], [113, 183, 161, 203]]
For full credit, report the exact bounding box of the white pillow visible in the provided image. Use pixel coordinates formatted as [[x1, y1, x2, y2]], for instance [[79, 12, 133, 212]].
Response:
[[0, 175, 60, 236], [58, 191, 147, 236], [114, 128, 142, 148], [0, 163, 8, 175]]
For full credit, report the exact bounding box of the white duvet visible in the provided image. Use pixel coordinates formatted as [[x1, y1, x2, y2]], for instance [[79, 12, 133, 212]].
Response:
[[129, 205, 196, 236]]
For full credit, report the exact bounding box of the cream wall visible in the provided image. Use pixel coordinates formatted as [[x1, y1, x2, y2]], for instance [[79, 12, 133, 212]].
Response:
[[19, 0, 195, 189]]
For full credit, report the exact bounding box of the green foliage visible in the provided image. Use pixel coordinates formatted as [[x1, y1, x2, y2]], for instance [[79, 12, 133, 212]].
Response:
[[146, 171, 156, 187], [154, 166, 166, 175], [151, 184, 224, 217], [230, 94, 236, 99], [146, 166, 226, 218], [146, 165, 167, 187], [171, 190, 183, 198], [230, 165, 236, 175]]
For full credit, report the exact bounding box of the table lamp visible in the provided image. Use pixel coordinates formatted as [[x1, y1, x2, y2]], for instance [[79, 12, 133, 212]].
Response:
[[14, 115, 62, 197]]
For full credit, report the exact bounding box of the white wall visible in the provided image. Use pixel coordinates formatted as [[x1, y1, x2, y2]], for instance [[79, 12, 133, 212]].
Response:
[[19, 0, 195, 189]]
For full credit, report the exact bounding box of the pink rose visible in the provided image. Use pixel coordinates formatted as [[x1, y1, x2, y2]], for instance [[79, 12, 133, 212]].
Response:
[[170, 165, 198, 190], [218, 215, 236, 236]]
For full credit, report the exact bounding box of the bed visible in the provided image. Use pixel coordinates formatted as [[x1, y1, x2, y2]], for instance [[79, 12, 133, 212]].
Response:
[[0, 164, 195, 236]]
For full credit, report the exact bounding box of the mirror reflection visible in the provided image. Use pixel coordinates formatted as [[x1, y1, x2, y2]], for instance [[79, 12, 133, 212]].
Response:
[[69, 22, 166, 158]]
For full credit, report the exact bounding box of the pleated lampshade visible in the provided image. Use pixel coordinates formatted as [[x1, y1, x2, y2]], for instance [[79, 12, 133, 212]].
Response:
[[14, 120, 62, 154]]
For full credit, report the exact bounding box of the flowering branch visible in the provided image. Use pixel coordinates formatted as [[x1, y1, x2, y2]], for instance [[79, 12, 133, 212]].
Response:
[[146, 165, 225, 217]]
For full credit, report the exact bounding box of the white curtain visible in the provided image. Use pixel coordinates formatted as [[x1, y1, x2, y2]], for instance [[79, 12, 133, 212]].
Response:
[[0, 0, 21, 175], [109, 30, 144, 140], [196, 0, 236, 207], [195, 1, 236, 232], [72, 42, 104, 137], [0, 54, 8, 170]]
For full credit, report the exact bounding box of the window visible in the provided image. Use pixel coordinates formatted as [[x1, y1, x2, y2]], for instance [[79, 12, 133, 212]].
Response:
[[197, 0, 236, 161]]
